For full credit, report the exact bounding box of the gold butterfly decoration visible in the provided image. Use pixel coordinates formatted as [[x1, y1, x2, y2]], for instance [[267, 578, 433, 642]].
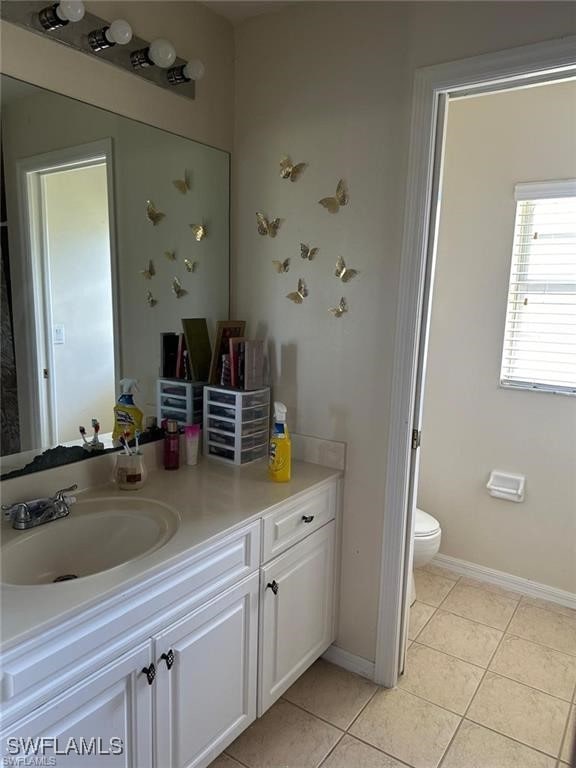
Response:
[[335, 256, 358, 283], [300, 243, 318, 261], [173, 171, 191, 194], [272, 258, 290, 274], [172, 277, 187, 299], [145, 290, 157, 308], [286, 278, 308, 304], [184, 259, 198, 273], [164, 250, 176, 261], [319, 179, 348, 214], [146, 200, 165, 226], [256, 212, 281, 238], [190, 224, 206, 241], [329, 297, 348, 318], [279, 155, 307, 182], [140, 260, 155, 280]]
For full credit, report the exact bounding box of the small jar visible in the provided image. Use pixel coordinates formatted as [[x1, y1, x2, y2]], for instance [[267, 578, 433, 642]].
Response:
[[114, 453, 147, 490], [184, 424, 201, 466], [164, 419, 180, 470]]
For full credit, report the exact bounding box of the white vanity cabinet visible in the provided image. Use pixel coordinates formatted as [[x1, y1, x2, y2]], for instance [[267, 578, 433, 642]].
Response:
[[153, 573, 259, 768], [258, 483, 338, 714], [1, 641, 154, 767]]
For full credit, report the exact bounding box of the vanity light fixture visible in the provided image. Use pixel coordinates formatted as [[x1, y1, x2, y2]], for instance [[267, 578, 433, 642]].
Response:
[[131, 38, 177, 69], [88, 19, 133, 52], [167, 59, 205, 85], [38, 0, 84, 31]]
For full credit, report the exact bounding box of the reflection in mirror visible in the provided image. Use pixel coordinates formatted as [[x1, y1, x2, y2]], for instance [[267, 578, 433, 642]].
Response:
[[0, 75, 230, 476]]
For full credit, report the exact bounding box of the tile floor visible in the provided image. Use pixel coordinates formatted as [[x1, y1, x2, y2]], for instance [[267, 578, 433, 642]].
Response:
[[210, 565, 576, 768]]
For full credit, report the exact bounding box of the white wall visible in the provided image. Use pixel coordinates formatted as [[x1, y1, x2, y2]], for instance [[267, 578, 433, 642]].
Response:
[[418, 82, 576, 593], [0, 1, 234, 151], [45, 164, 115, 442], [232, 3, 576, 661]]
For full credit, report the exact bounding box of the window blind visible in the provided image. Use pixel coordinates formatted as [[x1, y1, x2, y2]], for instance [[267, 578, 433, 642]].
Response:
[[500, 180, 576, 395]]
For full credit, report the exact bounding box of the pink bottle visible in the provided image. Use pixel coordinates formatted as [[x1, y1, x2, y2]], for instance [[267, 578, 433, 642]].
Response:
[[164, 420, 180, 470]]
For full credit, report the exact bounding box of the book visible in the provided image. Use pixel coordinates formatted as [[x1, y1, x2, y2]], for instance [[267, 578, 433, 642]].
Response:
[[161, 333, 179, 378], [229, 337, 246, 388], [244, 340, 264, 390]]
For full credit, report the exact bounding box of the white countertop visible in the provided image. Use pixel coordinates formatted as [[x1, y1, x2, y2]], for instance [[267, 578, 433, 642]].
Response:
[[0, 460, 341, 652]]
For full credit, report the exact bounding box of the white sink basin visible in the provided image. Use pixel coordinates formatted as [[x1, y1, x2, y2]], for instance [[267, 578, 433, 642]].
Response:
[[1, 498, 180, 586]]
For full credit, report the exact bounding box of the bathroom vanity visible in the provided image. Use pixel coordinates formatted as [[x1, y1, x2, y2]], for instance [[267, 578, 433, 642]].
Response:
[[0, 461, 342, 768]]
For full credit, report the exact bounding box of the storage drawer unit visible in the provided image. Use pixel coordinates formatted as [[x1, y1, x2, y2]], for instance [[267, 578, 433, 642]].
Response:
[[157, 379, 205, 427], [203, 386, 270, 465]]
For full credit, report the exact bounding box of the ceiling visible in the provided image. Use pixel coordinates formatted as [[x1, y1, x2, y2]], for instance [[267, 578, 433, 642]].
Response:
[[202, 1, 294, 26]]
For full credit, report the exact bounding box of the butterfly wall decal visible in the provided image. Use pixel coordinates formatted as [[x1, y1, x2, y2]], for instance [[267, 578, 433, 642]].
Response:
[[164, 250, 176, 261], [256, 212, 281, 238], [173, 171, 191, 194], [286, 278, 308, 304], [272, 258, 290, 274], [319, 179, 348, 214], [279, 155, 307, 182], [146, 200, 165, 226], [329, 297, 348, 317], [140, 260, 155, 279], [300, 243, 318, 261], [184, 259, 198, 273], [172, 278, 187, 299], [335, 256, 358, 282], [190, 224, 206, 241], [145, 290, 157, 308]]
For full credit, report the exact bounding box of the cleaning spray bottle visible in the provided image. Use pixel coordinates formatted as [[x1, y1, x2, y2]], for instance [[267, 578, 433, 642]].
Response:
[[268, 402, 291, 482], [112, 378, 144, 446]]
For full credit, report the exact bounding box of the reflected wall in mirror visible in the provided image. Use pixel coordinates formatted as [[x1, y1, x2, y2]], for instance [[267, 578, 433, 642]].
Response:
[[0, 75, 230, 475]]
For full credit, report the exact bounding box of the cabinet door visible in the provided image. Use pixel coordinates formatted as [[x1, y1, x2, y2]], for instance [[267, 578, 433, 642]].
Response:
[[259, 521, 336, 714], [154, 573, 259, 768], [1, 642, 153, 768]]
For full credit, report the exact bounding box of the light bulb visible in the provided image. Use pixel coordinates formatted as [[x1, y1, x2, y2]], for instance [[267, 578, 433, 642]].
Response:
[[184, 60, 205, 81], [148, 38, 177, 69], [105, 19, 132, 45], [55, 1, 85, 23]]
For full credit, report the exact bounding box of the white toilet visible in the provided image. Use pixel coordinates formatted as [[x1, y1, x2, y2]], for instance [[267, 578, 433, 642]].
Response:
[[410, 508, 442, 605]]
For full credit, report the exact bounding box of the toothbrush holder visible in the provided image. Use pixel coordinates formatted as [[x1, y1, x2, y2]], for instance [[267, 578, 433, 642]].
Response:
[[114, 453, 147, 490]]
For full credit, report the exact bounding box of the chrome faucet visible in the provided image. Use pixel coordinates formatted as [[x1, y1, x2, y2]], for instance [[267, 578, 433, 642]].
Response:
[[2, 484, 78, 530]]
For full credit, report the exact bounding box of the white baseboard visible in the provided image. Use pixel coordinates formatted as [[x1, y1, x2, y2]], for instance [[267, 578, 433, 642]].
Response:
[[322, 644, 375, 681], [433, 553, 576, 611]]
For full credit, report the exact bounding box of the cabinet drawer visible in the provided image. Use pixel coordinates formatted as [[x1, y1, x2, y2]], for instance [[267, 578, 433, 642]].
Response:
[[1, 521, 260, 719], [262, 483, 336, 563]]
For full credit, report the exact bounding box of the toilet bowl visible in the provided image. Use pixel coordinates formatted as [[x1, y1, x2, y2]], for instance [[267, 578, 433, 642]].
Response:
[[410, 508, 442, 605]]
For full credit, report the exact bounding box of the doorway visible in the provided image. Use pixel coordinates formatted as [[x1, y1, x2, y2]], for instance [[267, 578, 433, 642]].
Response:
[[375, 36, 576, 688], [18, 141, 117, 448]]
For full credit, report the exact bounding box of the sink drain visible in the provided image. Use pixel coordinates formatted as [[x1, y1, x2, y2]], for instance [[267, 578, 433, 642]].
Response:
[[53, 574, 78, 582]]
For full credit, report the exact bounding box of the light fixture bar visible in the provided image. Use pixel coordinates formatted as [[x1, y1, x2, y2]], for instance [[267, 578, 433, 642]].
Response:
[[0, 0, 196, 101]]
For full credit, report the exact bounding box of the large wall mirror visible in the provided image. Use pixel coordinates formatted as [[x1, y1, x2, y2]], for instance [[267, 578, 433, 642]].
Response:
[[1, 74, 230, 477]]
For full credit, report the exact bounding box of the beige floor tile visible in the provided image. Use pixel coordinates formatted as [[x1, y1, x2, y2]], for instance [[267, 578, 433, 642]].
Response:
[[417, 609, 502, 667], [521, 595, 576, 621], [399, 642, 484, 714], [442, 720, 556, 768], [560, 706, 575, 764], [467, 672, 570, 756], [420, 563, 460, 582], [209, 755, 244, 768], [282, 659, 377, 729], [441, 583, 518, 630], [490, 635, 576, 700], [320, 735, 406, 768], [227, 700, 341, 768], [508, 603, 576, 656], [408, 601, 436, 640], [458, 576, 523, 601], [349, 687, 460, 768], [414, 569, 456, 607]]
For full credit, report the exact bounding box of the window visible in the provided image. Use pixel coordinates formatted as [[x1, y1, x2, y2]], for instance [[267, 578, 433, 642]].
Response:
[[500, 180, 576, 395]]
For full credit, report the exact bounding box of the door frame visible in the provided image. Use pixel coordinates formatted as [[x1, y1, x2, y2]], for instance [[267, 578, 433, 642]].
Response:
[[374, 35, 576, 687], [14, 138, 119, 448]]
